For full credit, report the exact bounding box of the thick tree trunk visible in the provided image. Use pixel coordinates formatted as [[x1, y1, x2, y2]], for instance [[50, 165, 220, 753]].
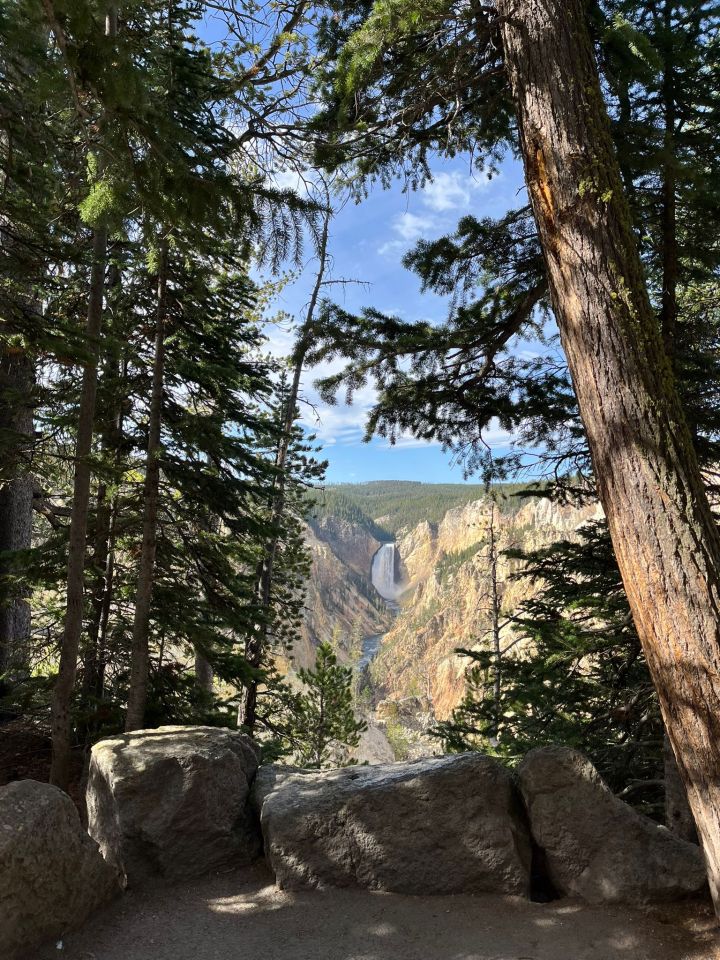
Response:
[[498, 0, 720, 915], [659, 1, 678, 360], [125, 241, 168, 732], [0, 350, 34, 680], [194, 648, 214, 695]]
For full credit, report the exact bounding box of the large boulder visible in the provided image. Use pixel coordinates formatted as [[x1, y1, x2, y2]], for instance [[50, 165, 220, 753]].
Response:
[[517, 745, 707, 904], [87, 725, 261, 885], [0, 780, 119, 959], [252, 753, 531, 895]]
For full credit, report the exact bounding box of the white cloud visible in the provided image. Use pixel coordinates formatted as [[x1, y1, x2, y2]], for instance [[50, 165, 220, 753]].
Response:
[[270, 168, 321, 198], [380, 418, 517, 452], [393, 211, 435, 241], [297, 378, 377, 447], [377, 211, 437, 257], [376, 169, 499, 258], [421, 169, 495, 213], [422, 171, 471, 212]]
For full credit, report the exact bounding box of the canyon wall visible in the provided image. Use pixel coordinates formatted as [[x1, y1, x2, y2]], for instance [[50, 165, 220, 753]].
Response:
[[294, 516, 393, 668], [372, 497, 603, 720]]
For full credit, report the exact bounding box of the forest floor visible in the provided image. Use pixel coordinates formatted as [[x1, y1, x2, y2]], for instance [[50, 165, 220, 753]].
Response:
[[34, 863, 720, 960]]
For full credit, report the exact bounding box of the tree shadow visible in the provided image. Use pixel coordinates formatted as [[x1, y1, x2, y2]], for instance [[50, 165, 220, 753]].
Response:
[[39, 863, 718, 960]]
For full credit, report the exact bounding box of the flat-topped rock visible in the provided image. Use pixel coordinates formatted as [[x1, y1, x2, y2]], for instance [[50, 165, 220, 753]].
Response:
[[87, 725, 261, 886], [0, 780, 119, 959], [518, 745, 707, 904], [253, 753, 531, 895]]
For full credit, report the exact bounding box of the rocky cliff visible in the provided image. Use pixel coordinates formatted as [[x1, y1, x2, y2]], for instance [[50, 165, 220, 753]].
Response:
[[294, 516, 393, 669], [371, 497, 603, 721], [297, 486, 603, 755]]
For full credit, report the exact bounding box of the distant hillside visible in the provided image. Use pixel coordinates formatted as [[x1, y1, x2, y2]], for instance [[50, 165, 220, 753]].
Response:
[[309, 481, 532, 537]]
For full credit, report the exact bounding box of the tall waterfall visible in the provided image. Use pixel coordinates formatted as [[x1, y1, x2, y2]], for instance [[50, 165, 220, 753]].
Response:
[[371, 543, 403, 601]]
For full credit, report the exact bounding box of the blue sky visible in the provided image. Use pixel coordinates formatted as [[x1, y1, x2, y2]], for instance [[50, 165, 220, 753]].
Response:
[[266, 156, 529, 483], [195, 6, 530, 484]]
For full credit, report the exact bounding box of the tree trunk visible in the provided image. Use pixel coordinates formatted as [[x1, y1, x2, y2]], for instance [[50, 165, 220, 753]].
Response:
[[241, 209, 331, 733], [49, 2, 118, 791], [83, 270, 125, 706], [659, 1, 678, 360], [194, 648, 214, 695], [125, 240, 168, 731], [498, 0, 720, 915], [486, 504, 501, 743], [0, 350, 34, 681], [49, 221, 109, 789]]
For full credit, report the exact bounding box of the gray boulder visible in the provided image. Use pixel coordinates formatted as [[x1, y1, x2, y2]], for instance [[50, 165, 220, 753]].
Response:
[[87, 725, 261, 885], [0, 780, 119, 959], [517, 745, 707, 904], [252, 753, 531, 895]]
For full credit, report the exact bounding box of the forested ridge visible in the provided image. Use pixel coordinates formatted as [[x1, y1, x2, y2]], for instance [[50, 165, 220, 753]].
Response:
[[309, 480, 531, 536], [4, 0, 720, 941]]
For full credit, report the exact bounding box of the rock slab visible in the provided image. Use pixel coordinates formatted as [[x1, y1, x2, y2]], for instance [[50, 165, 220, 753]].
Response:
[[253, 753, 531, 895], [0, 779, 119, 959], [87, 725, 261, 885], [518, 745, 707, 904]]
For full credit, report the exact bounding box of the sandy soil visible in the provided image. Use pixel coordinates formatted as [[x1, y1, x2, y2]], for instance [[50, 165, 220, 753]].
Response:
[[33, 864, 720, 960]]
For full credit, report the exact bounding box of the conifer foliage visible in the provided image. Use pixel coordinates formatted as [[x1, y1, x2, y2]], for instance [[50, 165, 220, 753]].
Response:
[[0, 0, 329, 787]]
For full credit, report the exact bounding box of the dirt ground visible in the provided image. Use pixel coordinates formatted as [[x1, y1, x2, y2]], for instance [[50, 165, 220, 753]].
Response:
[[31, 863, 720, 960]]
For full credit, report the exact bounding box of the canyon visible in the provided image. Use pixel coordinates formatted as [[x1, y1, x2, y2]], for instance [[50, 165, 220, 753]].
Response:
[[298, 483, 603, 760]]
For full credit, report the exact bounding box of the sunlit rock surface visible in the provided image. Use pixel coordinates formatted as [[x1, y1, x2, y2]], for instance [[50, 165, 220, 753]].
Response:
[[87, 726, 261, 886], [252, 753, 531, 896]]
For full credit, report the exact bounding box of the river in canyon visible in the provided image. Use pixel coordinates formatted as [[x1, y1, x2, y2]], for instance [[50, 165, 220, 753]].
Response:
[[361, 543, 403, 667]]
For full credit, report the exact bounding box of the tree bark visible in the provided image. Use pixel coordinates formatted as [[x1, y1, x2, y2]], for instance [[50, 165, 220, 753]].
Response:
[[125, 240, 168, 731], [194, 648, 214, 695], [498, 0, 720, 916], [659, 1, 678, 360]]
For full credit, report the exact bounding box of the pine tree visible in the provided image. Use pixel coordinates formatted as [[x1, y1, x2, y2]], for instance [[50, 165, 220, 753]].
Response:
[[275, 641, 366, 769]]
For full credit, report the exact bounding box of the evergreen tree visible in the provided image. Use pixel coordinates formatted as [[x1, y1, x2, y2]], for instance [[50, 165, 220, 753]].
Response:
[[435, 522, 663, 810], [275, 641, 366, 769]]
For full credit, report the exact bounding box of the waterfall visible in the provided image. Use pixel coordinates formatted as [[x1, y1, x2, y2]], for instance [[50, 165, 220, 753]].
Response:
[[371, 543, 402, 601]]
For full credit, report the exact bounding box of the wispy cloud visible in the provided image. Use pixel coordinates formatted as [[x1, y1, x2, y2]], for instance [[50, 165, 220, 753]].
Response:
[[377, 211, 437, 257], [422, 169, 494, 213], [376, 169, 497, 259]]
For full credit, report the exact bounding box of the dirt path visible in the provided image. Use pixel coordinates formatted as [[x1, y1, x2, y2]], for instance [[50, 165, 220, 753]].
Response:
[[34, 864, 719, 960]]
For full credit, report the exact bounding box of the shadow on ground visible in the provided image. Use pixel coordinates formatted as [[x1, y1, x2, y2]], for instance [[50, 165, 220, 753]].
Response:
[[35, 863, 720, 960]]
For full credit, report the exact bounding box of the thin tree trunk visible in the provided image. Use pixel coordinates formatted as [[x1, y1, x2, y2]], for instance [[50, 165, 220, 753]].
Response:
[[49, 2, 117, 791], [125, 240, 168, 731], [488, 505, 501, 741], [83, 270, 125, 703], [659, 1, 678, 360], [498, 0, 720, 915], [50, 221, 109, 788], [241, 209, 330, 733], [0, 350, 34, 680]]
